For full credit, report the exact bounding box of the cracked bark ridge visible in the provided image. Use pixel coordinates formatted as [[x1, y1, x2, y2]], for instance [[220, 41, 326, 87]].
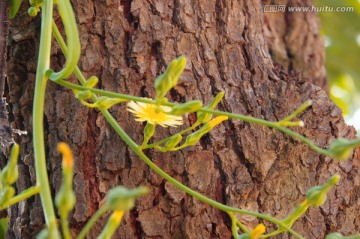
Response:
[[0, 0, 13, 148], [5, 0, 360, 238]]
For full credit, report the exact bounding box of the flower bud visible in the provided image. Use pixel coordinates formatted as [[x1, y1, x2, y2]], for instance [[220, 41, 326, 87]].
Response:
[[73, 89, 93, 100], [85, 76, 99, 88], [96, 97, 126, 110], [142, 123, 155, 146], [207, 116, 228, 129], [249, 224, 266, 239], [28, 7, 39, 17], [55, 143, 75, 217], [185, 116, 228, 146], [282, 199, 310, 227], [185, 131, 205, 146], [106, 186, 149, 211], [80, 97, 126, 110], [0, 186, 15, 208], [327, 138, 360, 160], [144, 123, 155, 140], [196, 92, 224, 123], [55, 187, 76, 218], [170, 101, 203, 116], [306, 175, 340, 207], [163, 134, 183, 150], [155, 57, 187, 100], [2, 144, 20, 186]]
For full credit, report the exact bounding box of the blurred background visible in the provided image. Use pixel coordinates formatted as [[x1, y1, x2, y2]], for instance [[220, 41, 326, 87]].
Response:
[[316, 0, 360, 135]]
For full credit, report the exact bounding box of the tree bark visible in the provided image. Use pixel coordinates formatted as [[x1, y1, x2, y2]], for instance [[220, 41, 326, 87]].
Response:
[[4, 0, 360, 238]]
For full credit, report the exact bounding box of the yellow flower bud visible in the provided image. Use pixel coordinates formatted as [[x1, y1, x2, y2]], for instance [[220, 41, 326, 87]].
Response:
[[184, 116, 228, 147], [55, 143, 75, 218], [249, 224, 266, 239], [57, 143, 73, 168], [84, 76, 99, 88], [207, 116, 228, 128], [111, 210, 125, 223]]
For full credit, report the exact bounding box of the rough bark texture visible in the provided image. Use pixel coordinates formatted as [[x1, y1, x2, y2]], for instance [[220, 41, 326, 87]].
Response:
[[0, 0, 13, 148], [3, 0, 360, 238]]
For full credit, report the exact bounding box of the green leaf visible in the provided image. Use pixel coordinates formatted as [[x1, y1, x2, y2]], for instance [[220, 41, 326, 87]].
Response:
[[9, 0, 23, 19]]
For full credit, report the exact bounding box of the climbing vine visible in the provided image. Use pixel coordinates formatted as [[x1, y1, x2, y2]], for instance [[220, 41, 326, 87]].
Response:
[[2, 0, 360, 238]]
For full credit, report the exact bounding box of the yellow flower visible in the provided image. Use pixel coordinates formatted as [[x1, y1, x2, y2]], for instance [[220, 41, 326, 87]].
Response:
[[250, 224, 266, 239], [127, 101, 183, 127]]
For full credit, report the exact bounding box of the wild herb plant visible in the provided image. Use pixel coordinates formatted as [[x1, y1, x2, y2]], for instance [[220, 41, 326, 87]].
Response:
[[2, 0, 360, 238]]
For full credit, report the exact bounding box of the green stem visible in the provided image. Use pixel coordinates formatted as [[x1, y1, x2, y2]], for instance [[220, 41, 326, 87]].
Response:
[[4, 186, 40, 208], [49, 0, 80, 81], [228, 212, 240, 238], [236, 220, 248, 234], [278, 100, 312, 123], [53, 80, 332, 156], [77, 205, 109, 239], [33, 0, 59, 236], [60, 216, 72, 239]]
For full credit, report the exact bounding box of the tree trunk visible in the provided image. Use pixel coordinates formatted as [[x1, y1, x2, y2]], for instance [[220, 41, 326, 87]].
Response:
[[4, 0, 359, 238]]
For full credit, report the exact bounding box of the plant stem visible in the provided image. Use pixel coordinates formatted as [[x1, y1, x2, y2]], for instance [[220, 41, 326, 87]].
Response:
[[99, 108, 305, 239], [49, 0, 80, 81], [51, 25, 305, 238], [60, 215, 72, 239], [53, 80, 331, 156], [33, 0, 59, 236], [77, 205, 109, 239], [228, 211, 240, 238], [3, 186, 41, 208]]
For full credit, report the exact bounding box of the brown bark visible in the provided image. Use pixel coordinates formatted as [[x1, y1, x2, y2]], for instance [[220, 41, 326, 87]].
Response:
[[4, 0, 360, 238], [0, 0, 12, 147]]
